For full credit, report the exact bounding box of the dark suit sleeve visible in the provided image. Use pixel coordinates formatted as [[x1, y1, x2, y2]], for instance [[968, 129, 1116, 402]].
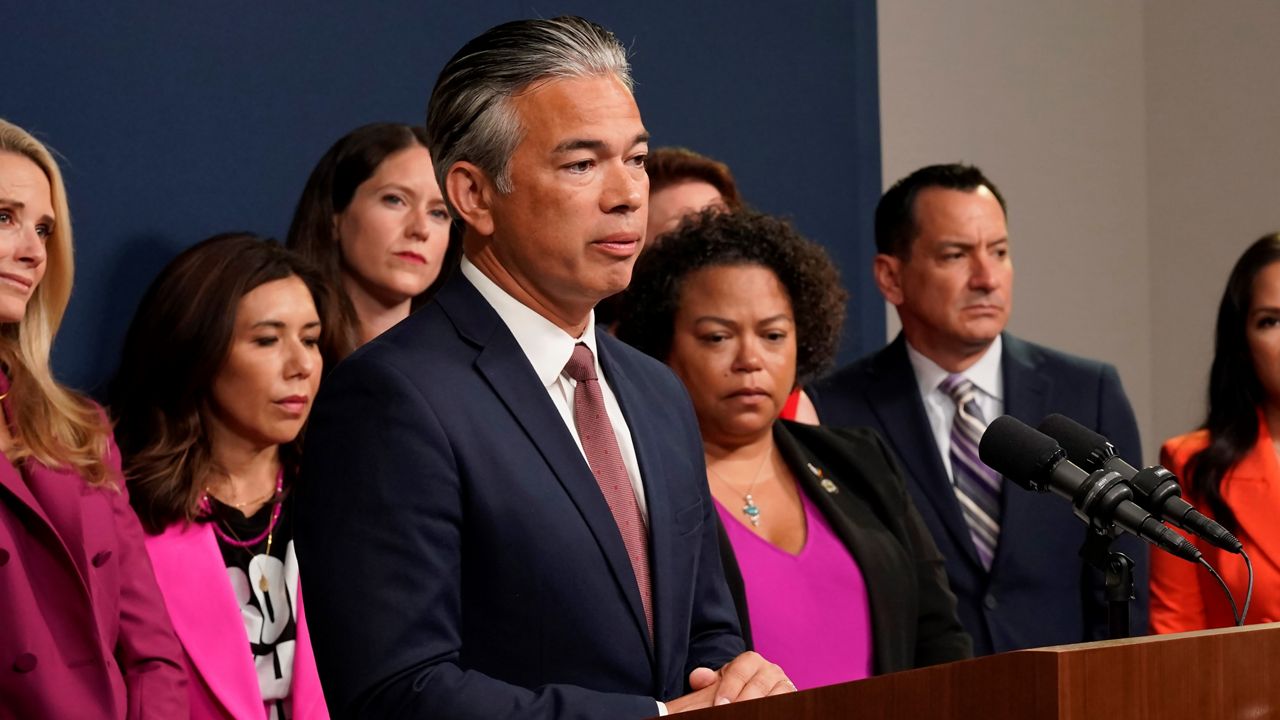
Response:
[[866, 432, 973, 666], [104, 435, 189, 720], [295, 356, 659, 720], [1083, 363, 1150, 639]]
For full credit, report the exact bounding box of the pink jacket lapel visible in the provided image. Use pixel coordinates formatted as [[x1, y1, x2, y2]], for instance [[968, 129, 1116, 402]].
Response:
[[145, 520, 329, 719], [146, 521, 264, 719], [292, 592, 328, 718], [0, 456, 93, 593]]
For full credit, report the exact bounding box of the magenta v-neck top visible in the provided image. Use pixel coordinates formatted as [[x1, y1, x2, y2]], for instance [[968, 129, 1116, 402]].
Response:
[[715, 490, 873, 689]]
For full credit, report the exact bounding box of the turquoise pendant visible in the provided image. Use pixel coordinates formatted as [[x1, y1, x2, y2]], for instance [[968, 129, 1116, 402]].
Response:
[[742, 494, 761, 527]]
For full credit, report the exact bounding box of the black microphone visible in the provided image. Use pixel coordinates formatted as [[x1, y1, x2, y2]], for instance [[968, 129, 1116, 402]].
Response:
[[978, 415, 1202, 563], [1038, 413, 1243, 554]]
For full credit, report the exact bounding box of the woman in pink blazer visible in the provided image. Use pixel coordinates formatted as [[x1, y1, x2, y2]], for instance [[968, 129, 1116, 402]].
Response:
[[0, 119, 187, 718], [110, 233, 334, 719]]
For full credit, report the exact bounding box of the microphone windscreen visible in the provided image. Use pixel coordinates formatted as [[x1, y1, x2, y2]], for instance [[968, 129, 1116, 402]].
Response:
[[979, 415, 1061, 482], [1038, 413, 1108, 467]]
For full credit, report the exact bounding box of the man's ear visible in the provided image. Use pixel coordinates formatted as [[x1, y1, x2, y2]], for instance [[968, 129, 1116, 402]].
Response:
[[446, 161, 496, 237], [873, 253, 906, 306]]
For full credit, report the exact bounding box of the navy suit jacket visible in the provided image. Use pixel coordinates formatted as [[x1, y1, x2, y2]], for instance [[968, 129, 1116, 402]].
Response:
[[295, 273, 743, 719], [810, 333, 1148, 656]]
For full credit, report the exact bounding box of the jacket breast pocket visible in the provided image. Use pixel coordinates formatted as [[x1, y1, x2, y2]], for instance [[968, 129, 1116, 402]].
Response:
[[674, 500, 703, 537]]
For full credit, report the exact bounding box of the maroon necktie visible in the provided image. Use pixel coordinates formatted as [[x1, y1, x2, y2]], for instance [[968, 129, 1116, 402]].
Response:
[[564, 342, 653, 637]]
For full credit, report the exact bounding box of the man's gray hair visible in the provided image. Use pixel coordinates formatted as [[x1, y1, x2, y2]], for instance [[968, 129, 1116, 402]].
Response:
[[425, 16, 633, 215]]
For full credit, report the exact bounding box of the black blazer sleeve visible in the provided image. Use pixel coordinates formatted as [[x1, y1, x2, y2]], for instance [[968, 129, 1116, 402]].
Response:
[[855, 427, 973, 669]]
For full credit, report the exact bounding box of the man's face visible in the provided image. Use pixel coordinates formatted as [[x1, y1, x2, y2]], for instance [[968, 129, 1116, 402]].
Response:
[[878, 186, 1012, 362], [486, 73, 649, 321]]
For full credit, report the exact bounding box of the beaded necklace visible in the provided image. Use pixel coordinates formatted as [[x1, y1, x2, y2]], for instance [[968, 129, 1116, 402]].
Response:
[[202, 469, 284, 550]]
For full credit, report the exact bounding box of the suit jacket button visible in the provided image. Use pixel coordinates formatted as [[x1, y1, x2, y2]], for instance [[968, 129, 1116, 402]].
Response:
[[983, 594, 998, 610], [92, 550, 112, 568], [13, 653, 37, 673], [0, 548, 8, 566]]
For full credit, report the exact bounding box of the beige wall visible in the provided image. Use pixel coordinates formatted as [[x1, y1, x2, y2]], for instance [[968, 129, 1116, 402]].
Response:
[[876, 1, 1280, 463], [1145, 1, 1280, 456], [877, 1, 1153, 457]]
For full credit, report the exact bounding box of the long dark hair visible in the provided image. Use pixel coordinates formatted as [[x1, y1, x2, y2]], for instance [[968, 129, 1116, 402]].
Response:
[[286, 123, 461, 367], [109, 233, 336, 534], [1187, 233, 1280, 533]]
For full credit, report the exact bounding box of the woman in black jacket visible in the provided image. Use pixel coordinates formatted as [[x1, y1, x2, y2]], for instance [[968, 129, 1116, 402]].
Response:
[[617, 209, 971, 686]]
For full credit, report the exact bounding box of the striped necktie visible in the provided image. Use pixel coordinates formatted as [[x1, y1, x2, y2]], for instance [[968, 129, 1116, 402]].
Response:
[[939, 374, 1002, 570]]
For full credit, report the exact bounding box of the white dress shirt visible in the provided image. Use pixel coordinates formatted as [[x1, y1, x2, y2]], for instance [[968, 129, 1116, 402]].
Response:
[[906, 335, 1004, 484], [461, 258, 649, 520]]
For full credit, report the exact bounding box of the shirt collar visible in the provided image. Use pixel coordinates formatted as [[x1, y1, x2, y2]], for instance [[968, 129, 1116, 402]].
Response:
[[460, 257, 597, 387], [905, 334, 1004, 401]]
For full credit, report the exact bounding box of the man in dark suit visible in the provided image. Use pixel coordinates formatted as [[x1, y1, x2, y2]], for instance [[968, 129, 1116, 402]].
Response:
[[811, 163, 1147, 656], [295, 17, 791, 719]]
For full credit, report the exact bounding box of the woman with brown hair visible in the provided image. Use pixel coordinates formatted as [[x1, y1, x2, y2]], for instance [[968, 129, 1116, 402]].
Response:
[[644, 146, 744, 246], [287, 123, 460, 367], [110, 233, 333, 719], [0, 118, 187, 718]]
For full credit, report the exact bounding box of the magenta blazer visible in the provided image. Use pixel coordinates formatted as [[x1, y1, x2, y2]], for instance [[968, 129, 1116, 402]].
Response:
[[145, 519, 328, 719], [0, 400, 187, 718]]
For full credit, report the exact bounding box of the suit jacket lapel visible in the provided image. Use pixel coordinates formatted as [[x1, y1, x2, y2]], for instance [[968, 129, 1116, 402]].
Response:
[[0, 459, 92, 594], [145, 523, 263, 720], [1211, 409, 1280, 571], [439, 276, 652, 652], [866, 336, 981, 567], [292, 591, 327, 718], [21, 461, 90, 580]]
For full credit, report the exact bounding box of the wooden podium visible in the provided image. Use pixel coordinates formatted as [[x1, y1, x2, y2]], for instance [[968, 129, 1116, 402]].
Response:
[[681, 623, 1280, 719]]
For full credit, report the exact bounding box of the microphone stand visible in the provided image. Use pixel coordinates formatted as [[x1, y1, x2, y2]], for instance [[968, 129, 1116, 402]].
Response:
[[1080, 520, 1135, 639]]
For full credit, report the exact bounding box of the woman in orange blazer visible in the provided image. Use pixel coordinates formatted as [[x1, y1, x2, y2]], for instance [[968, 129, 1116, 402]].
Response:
[[1151, 233, 1280, 633]]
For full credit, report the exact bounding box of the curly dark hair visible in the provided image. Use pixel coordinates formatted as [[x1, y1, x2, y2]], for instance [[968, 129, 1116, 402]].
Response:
[[616, 208, 847, 386]]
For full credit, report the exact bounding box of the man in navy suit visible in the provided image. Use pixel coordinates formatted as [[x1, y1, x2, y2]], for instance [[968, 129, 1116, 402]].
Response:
[[295, 17, 792, 718], [811, 163, 1148, 656]]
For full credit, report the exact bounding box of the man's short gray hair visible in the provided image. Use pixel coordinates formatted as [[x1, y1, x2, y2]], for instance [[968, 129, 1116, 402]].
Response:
[[425, 16, 633, 215]]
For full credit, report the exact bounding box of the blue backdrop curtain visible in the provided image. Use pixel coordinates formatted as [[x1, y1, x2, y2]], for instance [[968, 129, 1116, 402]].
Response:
[[6, 0, 882, 392]]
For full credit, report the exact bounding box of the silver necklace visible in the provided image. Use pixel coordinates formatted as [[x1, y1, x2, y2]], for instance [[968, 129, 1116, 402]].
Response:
[[706, 443, 775, 528]]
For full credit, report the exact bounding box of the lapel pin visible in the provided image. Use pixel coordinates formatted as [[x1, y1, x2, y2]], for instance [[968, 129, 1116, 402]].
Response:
[[808, 463, 839, 494]]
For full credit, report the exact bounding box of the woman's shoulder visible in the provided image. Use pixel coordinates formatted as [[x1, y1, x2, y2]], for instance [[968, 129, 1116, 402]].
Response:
[[1160, 429, 1211, 472], [777, 419, 886, 453], [776, 420, 905, 495]]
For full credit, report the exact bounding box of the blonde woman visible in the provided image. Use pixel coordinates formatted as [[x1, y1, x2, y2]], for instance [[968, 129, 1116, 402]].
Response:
[[0, 118, 187, 718]]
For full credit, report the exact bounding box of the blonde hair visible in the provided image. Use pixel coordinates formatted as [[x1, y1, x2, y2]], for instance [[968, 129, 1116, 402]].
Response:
[[0, 119, 111, 486]]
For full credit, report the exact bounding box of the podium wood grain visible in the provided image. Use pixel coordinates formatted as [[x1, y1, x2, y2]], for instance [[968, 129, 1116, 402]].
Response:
[[675, 623, 1280, 719]]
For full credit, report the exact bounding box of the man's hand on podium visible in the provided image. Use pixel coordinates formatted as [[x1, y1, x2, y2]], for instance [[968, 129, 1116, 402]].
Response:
[[665, 651, 796, 713]]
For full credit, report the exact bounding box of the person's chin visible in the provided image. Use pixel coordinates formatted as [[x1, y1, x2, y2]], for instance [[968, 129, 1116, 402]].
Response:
[[957, 324, 1004, 348], [717, 407, 777, 435]]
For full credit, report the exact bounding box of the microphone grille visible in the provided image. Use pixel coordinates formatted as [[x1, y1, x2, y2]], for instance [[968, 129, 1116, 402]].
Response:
[[978, 415, 1062, 483], [1038, 413, 1111, 470]]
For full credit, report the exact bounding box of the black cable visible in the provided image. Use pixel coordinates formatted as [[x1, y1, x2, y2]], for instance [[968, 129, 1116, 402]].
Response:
[[1240, 548, 1255, 626], [1198, 556, 1241, 626]]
